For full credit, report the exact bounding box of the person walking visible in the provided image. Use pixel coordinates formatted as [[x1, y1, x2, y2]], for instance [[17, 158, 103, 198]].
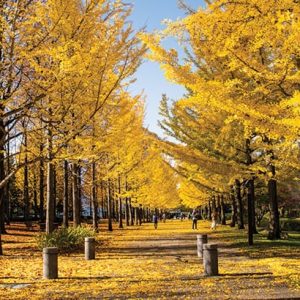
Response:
[[153, 214, 158, 229], [211, 210, 218, 230], [192, 210, 198, 230]]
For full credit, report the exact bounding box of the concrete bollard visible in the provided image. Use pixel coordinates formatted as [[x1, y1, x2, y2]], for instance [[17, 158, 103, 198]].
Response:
[[203, 244, 218, 276], [197, 234, 208, 258], [43, 247, 58, 279], [85, 237, 95, 260]]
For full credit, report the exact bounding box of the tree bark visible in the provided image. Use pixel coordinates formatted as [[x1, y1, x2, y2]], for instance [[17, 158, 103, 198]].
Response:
[[220, 195, 226, 225], [23, 131, 30, 223], [207, 200, 212, 220], [247, 179, 254, 245], [46, 128, 55, 234], [107, 179, 113, 231], [129, 199, 133, 226], [39, 144, 45, 222], [72, 163, 80, 227], [63, 160, 68, 227], [235, 179, 245, 229], [118, 175, 123, 229], [268, 178, 280, 239], [91, 161, 98, 231], [230, 186, 237, 227]]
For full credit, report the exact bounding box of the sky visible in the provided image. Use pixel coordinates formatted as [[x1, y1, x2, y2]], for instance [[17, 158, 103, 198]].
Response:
[[127, 0, 205, 137]]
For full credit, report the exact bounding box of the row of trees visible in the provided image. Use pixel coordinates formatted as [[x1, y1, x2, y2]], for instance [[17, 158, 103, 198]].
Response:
[[0, 0, 180, 255], [141, 0, 300, 243]]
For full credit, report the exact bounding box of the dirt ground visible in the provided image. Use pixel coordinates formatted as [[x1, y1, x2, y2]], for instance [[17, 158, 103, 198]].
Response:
[[0, 220, 300, 299]]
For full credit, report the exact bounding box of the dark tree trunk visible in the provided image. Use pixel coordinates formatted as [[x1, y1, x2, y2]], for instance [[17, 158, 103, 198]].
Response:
[[33, 172, 38, 219], [107, 179, 113, 231], [46, 128, 55, 234], [207, 200, 212, 220], [39, 144, 45, 222], [72, 163, 80, 227], [53, 166, 57, 222], [138, 205, 142, 226], [63, 160, 68, 228], [268, 178, 280, 239], [230, 186, 237, 227], [125, 198, 129, 226], [134, 207, 138, 225], [129, 199, 134, 226], [91, 161, 98, 231], [217, 195, 222, 223], [5, 135, 10, 225], [235, 179, 244, 229], [77, 165, 82, 219], [247, 179, 254, 245], [118, 175, 123, 229], [220, 195, 226, 225], [23, 132, 30, 223]]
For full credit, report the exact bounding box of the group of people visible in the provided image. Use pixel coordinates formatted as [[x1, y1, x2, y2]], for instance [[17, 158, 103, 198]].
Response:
[[152, 210, 219, 230], [190, 209, 218, 230]]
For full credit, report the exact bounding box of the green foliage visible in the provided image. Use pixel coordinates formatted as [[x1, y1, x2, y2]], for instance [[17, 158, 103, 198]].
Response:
[[36, 226, 96, 252]]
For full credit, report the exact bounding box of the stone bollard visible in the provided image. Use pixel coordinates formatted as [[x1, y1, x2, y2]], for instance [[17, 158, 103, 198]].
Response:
[[203, 244, 218, 276], [43, 247, 58, 279], [85, 237, 95, 260], [197, 234, 208, 258]]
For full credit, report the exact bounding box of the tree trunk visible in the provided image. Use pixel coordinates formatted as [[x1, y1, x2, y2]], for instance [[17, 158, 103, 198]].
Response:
[[247, 179, 254, 245], [5, 134, 10, 225], [134, 207, 138, 225], [221, 195, 226, 225], [125, 198, 129, 226], [230, 186, 237, 227], [268, 178, 280, 239], [23, 132, 30, 223], [77, 165, 82, 220], [39, 144, 45, 222], [129, 199, 133, 225], [33, 172, 38, 219], [46, 128, 55, 234], [118, 175, 123, 229], [91, 161, 98, 231], [217, 195, 221, 223], [72, 163, 80, 227], [235, 179, 244, 229], [208, 200, 212, 220], [63, 160, 68, 228], [107, 179, 113, 231], [138, 205, 142, 226]]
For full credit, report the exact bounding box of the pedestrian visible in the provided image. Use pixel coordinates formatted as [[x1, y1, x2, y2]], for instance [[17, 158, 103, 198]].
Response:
[[192, 210, 198, 230], [211, 210, 218, 230], [153, 214, 158, 229], [162, 213, 166, 223]]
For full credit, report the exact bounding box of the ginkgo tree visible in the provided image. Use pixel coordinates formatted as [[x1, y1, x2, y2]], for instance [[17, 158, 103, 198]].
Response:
[[141, 0, 300, 240]]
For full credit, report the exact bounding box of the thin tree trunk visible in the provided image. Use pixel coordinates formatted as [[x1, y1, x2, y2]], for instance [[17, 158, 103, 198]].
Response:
[[230, 186, 237, 227], [5, 133, 10, 225], [235, 179, 244, 229], [129, 199, 133, 226], [208, 200, 212, 220], [268, 177, 280, 239], [23, 131, 30, 223], [125, 198, 129, 226], [46, 127, 55, 234], [107, 179, 113, 231], [72, 163, 80, 227], [92, 161, 98, 231], [33, 171, 38, 219], [247, 179, 254, 245], [39, 144, 45, 222], [221, 195, 226, 225], [63, 160, 68, 228], [134, 207, 138, 225], [138, 205, 142, 226], [118, 175, 123, 229]]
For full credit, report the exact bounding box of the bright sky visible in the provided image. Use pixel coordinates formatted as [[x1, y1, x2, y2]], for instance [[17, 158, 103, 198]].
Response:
[[128, 0, 205, 137]]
